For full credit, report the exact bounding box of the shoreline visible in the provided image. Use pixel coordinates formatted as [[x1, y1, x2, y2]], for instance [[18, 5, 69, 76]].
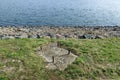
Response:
[[0, 26, 120, 39], [0, 25, 120, 28]]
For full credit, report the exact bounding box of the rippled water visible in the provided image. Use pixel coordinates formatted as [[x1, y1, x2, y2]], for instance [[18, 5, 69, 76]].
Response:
[[0, 0, 120, 26]]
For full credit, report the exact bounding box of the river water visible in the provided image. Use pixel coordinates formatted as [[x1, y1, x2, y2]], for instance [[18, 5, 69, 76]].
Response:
[[0, 0, 120, 26]]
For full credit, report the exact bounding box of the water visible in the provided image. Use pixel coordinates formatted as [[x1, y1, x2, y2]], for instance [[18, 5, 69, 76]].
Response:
[[0, 0, 120, 26]]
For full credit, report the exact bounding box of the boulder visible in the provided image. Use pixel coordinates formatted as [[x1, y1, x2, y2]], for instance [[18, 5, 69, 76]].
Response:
[[46, 33, 56, 38], [28, 35, 37, 38], [15, 33, 28, 38], [95, 35, 104, 39], [56, 34, 65, 39], [0, 35, 3, 39], [79, 34, 96, 39], [36, 34, 43, 38], [1, 36, 15, 39], [64, 34, 75, 38]]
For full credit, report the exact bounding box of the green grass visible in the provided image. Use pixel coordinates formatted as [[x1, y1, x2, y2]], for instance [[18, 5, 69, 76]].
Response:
[[56, 38, 120, 80], [0, 38, 120, 80], [0, 38, 50, 80]]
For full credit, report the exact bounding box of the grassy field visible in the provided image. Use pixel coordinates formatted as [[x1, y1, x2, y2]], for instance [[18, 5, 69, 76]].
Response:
[[0, 38, 120, 80]]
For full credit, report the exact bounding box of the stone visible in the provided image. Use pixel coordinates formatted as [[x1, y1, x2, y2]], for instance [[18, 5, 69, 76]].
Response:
[[15, 33, 28, 38], [1, 36, 15, 39], [36, 34, 41, 38], [0, 35, 3, 39], [45, 63, 57, 70], [56, 34, 65, 39], [54, 54, 77, 70], [0, 26, 120, 39], [95, 35, 104, 39], [36, 42, 77, 71], [46, 33, 56, 38], [64, 34, 71, 38], [79, 34, 96, 39], [28, 35, 37, 38]]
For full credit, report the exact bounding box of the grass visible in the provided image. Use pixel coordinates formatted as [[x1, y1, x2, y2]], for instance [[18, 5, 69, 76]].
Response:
[[0, 38, 50, 80], [0, 38, 120, 80]]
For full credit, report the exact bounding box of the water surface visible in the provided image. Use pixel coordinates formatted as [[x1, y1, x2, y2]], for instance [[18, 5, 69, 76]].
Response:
[[0, 0, 120, 26]]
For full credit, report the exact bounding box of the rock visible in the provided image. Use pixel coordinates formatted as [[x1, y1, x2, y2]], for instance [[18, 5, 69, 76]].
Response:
[[36, 42, 77, 71], [54, 54, 77, 71], [28, 35, 37, 38], [15, 33, 28, 38], [108, 31, 120, 37], [0, 26, 120, 39], [56, 34, 65, 39], [64, 34, 68, 38], [44, 36, 51, 39], [0, 35, 3, 39], [95, 35, 104, 39], [64, 34, 71, 38], [79, 34, 96, 39], [16, 28, 29, 32], [46, 33, 56, 38], [1, 36, 15, 39], [36, 34, 42, 38], [45, 63, 57, 70]]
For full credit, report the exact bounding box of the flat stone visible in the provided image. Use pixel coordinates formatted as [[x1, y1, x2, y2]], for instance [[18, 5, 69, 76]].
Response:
[[46, 63, 57, 70], [36, 42, 77, 71], [54, 54, 77, 70]]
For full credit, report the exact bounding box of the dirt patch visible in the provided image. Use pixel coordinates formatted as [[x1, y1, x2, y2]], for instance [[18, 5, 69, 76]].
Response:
[[36, 42, 77, 71]]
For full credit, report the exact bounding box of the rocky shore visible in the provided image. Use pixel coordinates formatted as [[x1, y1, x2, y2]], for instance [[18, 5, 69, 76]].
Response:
[[0, 26, 120, 39]]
